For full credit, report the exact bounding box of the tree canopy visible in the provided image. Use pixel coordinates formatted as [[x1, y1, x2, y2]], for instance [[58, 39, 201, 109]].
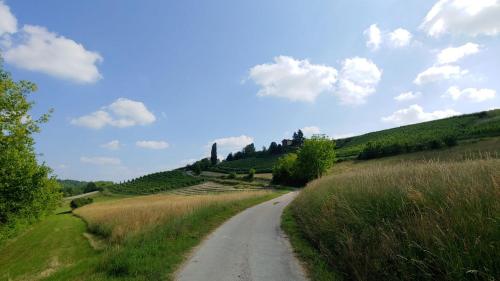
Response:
[[0, 62, 61, 240]]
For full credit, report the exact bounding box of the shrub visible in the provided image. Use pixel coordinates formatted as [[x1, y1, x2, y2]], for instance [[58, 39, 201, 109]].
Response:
[[227, 172, 237, 179], [272, 153, 299, 186], [246, 168, 255, 181], [70, 197, 93, 209], [443, 135, 458, 147]]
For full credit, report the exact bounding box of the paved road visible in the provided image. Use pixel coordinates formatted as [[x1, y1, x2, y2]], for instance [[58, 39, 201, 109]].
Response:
[[176, 192, 308, 281]]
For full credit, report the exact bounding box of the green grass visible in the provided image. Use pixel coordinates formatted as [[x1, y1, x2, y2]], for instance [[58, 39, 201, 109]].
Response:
[[108, 170, 204, 194], [288, 155, 499, 281], [0, 205, 98, 281], [336, 109, 500, 159], [47, 191, 284, 280], [213, 154, 283, 173]]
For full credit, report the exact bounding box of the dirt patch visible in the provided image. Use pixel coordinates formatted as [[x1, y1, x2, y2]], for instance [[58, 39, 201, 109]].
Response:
[[83, 232, 105, 250]]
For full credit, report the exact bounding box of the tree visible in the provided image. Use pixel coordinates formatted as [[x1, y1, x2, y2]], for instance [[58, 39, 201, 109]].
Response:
[[247, 168, 256, 181], [272, 153, 299, 185], [210, 142, 217, 166], [292, 129, 305, 146], [243, 143, 255, 155], [0, 62, 61, 239], [83, 182, 98, 193], [268, 142, 278, 154], [226, 152, 234, 161], [295, 137, 336, 182]]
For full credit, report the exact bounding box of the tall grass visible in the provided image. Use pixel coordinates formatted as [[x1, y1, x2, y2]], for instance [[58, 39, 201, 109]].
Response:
[[290, 159, 499, 281], [75, 191, 273, 242]]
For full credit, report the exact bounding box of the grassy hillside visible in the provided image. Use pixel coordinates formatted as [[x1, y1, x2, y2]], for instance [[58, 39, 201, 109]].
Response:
[[285, 138, 500, 281], [336, 109, 500, 159], [212, 154, 283, 173], [108, 170, 204, 195]]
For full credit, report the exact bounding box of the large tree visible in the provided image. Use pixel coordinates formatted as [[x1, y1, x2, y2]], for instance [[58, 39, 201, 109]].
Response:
[[210, 142, 217, 165], [0, 62, 61, 240]]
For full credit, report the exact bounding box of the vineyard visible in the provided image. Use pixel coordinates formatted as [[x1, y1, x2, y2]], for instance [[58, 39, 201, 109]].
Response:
[[108, 171, 204, 194], [212, 154, 283, 173], [336, 109, 500, 159]]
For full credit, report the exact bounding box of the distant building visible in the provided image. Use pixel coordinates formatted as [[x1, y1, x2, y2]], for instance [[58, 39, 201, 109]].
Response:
[[282, 139, 293, 146]]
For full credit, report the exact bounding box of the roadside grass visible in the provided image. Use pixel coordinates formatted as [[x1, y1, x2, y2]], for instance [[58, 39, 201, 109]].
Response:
[[289, 158, 499, 281], [0, 204, 97, 281], [46, 190, 283, 280], [282, 207, 341, 281]]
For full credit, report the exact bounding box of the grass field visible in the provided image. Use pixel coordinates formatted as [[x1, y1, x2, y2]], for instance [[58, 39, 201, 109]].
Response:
[[286, 140, 500, 281], [2, 189, 281, 281]]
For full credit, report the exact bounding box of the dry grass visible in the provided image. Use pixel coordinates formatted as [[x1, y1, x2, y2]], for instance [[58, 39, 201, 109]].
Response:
[[75, 191, 272, 242], [291, 158, 500, 281]]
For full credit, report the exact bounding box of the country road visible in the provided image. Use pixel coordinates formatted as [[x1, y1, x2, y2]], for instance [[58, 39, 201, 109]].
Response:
[[176, 191, 308, 281]]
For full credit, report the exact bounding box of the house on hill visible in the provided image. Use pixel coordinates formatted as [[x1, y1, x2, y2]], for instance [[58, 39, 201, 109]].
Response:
[[282, 139, 293, 146]]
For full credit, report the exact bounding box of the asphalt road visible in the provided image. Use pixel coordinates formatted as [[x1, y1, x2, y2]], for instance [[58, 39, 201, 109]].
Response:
[[176, 191, 308, 281]]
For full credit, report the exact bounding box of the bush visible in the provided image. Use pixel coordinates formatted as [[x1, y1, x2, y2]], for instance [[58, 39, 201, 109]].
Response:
[[70, 197, 93, 209], [227, 172, 237, 179], [272, 137, 336, 186], [246, 168, 256, 181], [443, 135, 458, 147]]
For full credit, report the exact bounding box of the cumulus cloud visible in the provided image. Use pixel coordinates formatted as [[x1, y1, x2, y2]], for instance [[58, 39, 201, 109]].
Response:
[[101, 140, 121, 150], [414, 65, 467, 85], [248, 56, 338, 102], [364, 24, 382, 50], [388, 28, 413, 48], [394, 91, 421, 101], [364, 24, 412, 50], [136, 140, 169, 150], [80, 156, 121, 166], [335, 57, 382, 105], [0, 1, 17, 36], [382, 104, 460, 125], [421, 0, 500, 37], [443, 86, 496, 102], [437, 43, 480, 64], [3, 25, 102, 83], [301, 126, 321, 137], [71, 98, 156, 129]]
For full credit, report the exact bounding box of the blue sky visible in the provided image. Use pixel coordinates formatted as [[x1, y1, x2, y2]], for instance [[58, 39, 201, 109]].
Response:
[[1, 0, 499, 181]]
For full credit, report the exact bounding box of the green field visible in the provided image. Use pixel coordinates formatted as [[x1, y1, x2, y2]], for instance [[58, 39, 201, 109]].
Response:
[[212, 154, 284, 173], [285, 137, 500, 281], [108, 170, 204, 194], [336, 109, 500, 159]]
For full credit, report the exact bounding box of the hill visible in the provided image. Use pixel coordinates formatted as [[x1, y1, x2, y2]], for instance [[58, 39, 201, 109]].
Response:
[[108, 170, 204, 194], [336, 109, 500, 159], [58, 180, 114, 196]]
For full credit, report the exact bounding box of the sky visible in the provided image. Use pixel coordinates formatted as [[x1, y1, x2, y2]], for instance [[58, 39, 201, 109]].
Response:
[[1, 0, 499, 181]]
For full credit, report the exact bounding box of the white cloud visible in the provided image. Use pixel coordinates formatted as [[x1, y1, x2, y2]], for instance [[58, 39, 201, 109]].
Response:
[[414, 65, 467, 85], [388, 28, 412, 48], [364, 24, 382, 50], [382, 104, 460, 125], [249, 56, 338, 102], [301, 126, 321, 137], [0, 1, 17, 36], [437, 43, 480, 64], [421, 0, 500, 37], [80, 156, 121, 166], [394, 91, 421, 101], [4, 25, 102, 83], [101, 140, 121, 150], [335, 57, 382, 105], [209, 135, 254, 155], [136, 140, 169, 150], [332, 133, 356, 139], [71, 98, 156, 129], [443, 86, 496, 102]]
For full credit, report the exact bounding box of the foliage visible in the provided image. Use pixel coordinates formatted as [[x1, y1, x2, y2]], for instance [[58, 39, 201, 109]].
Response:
[[70, 197, 93, 209], [246, 168, 256, 181], [59, 180, 113, 197], [272, 138, 336, 186], [108, 171, 204, 194], [227, 172, 237, 179], [0, 62, 61, 241], [290, 158, 500, 281], [210, 143, 217, 166]]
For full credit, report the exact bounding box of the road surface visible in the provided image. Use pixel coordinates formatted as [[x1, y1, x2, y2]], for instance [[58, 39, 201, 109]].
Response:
[[176, 192, 308, 281], [64, 191, 100, 200]]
